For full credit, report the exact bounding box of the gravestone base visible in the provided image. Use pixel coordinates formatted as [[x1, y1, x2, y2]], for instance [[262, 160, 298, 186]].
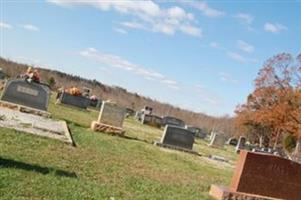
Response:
[[0, 100, 51, 118], [0, 106, 74, 146], [209, 185, 280, 200], [154, 141, 200, 156], [91, 121, 125, 136]]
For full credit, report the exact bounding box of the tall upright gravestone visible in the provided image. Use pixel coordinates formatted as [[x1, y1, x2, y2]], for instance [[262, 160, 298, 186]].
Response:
[[155, 125, 195, 153], [235, 136, 246, 153], [209, 132, 226, 148], [91, 101, 126, 135], [1, 79, 50, 111], [209, 150, 301, 200]]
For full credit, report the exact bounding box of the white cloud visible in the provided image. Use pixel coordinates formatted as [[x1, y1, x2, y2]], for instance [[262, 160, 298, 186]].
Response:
[[227, 51, 258, 63], [227, 51, 246, 63], [219, 72, 238, 84], [120, 21, 145, 30], [237, 40, 254, 53], [180, 24, 202, 37], [48, 0, 201, 37], [234, 13, 254, 24], [20, 24, 40, 32], [0, 22, 13, 29], [113, 27, 127, 34], [186, 1, 225, 18], [79, 48, 179, 89], [210, 42, 219, 48], [264, 22, 287, 33], [194, 84, 221, 106]]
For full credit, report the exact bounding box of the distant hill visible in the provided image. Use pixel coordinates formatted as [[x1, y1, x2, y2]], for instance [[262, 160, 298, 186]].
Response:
[[0, 57, 235, 136]]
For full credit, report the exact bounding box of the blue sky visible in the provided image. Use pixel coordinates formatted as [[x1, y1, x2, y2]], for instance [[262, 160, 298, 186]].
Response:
[[1, 0, 300, 116]]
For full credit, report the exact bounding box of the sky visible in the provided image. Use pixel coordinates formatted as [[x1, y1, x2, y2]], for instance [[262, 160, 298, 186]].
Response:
[[0, 0, 300, 116]]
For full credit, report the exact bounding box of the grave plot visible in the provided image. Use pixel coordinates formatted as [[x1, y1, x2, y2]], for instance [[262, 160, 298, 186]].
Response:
[[0, 107, 74, 145], [91, 101, 126, 136], [154, 125, 198, 155], [209, 150, 301, 200]]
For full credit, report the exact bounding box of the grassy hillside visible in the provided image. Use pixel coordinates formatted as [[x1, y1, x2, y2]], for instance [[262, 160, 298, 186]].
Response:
[[0, 93, 236, 200]]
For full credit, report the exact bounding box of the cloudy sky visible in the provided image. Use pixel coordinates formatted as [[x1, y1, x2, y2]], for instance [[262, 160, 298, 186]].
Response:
[[1, 0, 300, 116]]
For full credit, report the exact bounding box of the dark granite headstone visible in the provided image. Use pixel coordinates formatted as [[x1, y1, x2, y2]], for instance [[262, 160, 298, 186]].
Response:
[[125, 108, 135, 117], [90, 99, 102, 108], [141, 114, 162, 128], [162, 116, 185, 128], [1, 79, 50, 111], [159, 125, 194, 150], [227, 137, 238, 146], [58, 92, 90, 109], [186, 126, 207, 139]]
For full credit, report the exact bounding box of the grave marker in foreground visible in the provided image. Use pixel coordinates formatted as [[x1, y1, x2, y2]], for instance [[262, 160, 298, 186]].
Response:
[[209, 150, 301, 200], [91, 101, 126, 136], [0, 106, 74, 145]]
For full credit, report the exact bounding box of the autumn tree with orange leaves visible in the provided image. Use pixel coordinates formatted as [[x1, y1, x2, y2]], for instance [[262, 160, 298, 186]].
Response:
[[235, 53, 301, 156]]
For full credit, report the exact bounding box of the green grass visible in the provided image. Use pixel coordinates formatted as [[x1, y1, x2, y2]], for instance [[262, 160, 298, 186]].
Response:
[[0, 93, 236, 199]]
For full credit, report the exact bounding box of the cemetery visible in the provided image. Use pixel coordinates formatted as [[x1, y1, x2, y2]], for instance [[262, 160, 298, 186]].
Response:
[[1, 65, 301, 200], [1, 2, 301, 197]]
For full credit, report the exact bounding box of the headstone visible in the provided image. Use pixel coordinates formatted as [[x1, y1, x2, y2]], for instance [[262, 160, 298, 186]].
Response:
[[141, 114, 162, 128], [186, 126, 207, 139], [90, 99, 102, 108], [58, 92, 90, 109], [125, 108, 135, 117], [209, 132, 226, 148], [210, 150, 301, 200], [155, 125, 195, 151], [1, 79, 50, 111], [141, 106, 153, 115], [235, 136, 246, 153], [162, 116, 185, 128], [227, 137, 238, 146], [91, 101, 126, 135], [0, 68, 6, 80]]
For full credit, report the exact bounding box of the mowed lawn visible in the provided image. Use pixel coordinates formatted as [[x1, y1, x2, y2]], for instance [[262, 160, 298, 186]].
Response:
[[0, 93, 236, 200]]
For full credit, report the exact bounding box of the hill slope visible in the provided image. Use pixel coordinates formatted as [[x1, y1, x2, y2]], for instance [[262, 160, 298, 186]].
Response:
[[0, 57, 235, 136], [0, 94, 236, 200]]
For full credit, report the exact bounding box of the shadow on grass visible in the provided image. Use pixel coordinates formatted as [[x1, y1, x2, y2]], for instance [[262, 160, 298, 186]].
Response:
[[0, 157, 77, 178]]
